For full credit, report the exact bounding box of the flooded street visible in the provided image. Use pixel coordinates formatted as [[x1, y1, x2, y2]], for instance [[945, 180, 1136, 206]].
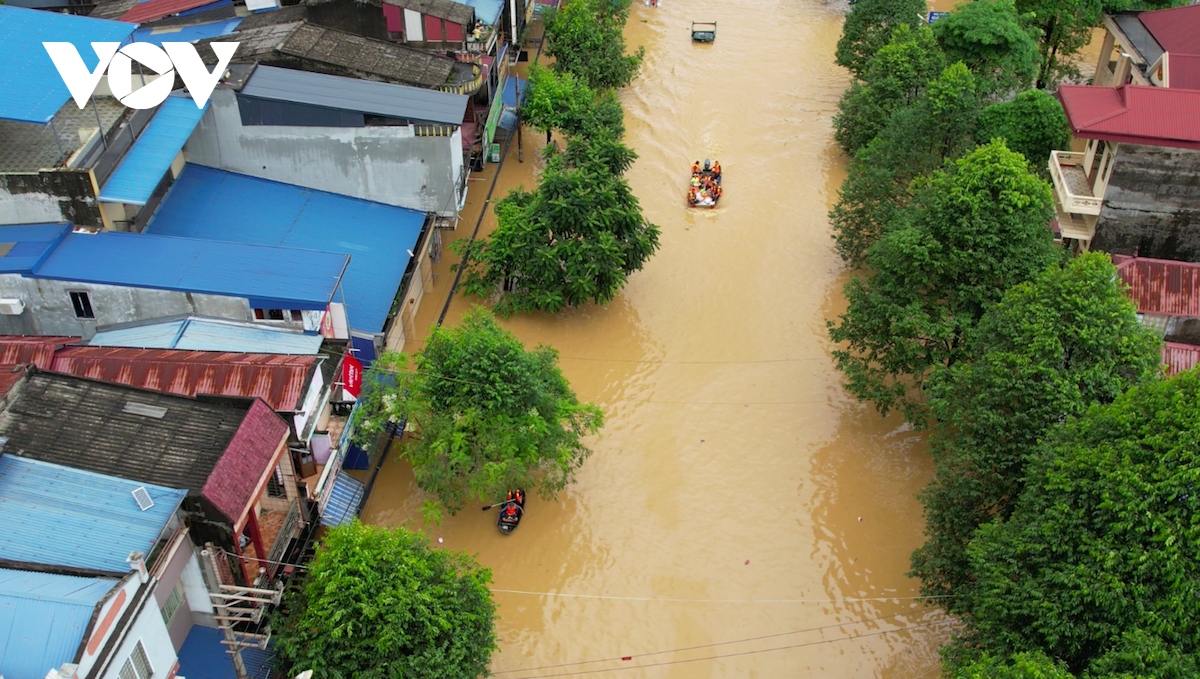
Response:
[[362, 0, 951, 674]]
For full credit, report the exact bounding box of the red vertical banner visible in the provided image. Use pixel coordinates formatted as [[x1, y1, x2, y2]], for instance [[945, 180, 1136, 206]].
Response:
[[342, 355, 364, 398]]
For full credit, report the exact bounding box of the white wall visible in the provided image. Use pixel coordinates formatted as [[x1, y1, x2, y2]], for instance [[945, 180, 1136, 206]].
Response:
[[292, 368, 327, 442], [99, 600, 178, 679], [180, 545, 215, 626], [0, 185, 74, 225]]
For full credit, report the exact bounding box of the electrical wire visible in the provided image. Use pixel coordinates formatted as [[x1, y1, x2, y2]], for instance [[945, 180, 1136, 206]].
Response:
[[489, 589, 956, 604]]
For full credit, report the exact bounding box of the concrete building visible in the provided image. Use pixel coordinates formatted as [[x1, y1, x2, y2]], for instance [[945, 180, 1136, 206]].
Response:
[[1048, 3, 1200, 257]]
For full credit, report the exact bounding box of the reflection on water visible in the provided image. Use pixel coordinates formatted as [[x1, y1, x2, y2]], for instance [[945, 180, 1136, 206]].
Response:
[[360, 0, 953, 674]]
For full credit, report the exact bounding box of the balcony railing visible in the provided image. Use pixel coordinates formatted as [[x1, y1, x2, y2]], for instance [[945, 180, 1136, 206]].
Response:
[[1049, 150, 1104, 216], [265, 499, 303, 572], [439, 61, 485, 96]]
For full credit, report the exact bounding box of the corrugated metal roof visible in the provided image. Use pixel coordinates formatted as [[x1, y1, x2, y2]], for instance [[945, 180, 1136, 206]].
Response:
[[0, 455, 186, 572], [1139, 4, 1200, 55], [132, 16, 242, 45], [51, 346, 320, 411], [0, 568, 119, 679], [89, 316, 323, 354], [1113, 254, 1200, 318], [33, 231, 348, 310], [99, 96, 209, 205], [120, 0, 226, 25], [242, 64, 467, 126], [0, 6, 134, 123], [321, 470, 364, 526], [0, 336, 79, 397], [203, 399, 288, 526], [147, 164, 425, 333], [1165, 53, 1200, 90], [1057, 84, 1200, 150], [0, 223, 72, 274], [1162, 341, 1200, 376], [382, 0, 475, 25]]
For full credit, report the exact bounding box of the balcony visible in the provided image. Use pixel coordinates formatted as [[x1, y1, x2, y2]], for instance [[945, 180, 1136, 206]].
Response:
[[439, 60, 486, 96], [1049, 150, 1104, 216]]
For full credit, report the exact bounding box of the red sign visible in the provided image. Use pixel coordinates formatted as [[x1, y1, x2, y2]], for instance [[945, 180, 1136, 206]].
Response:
[[342, 354, 363, 398], [320, 306, 335, 338]]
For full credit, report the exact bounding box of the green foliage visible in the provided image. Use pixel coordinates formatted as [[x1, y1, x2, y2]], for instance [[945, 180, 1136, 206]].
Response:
[[274, 521, 496, 679], [933, 0, 1040, 94], [456, 138, 660, 315], [352, 309, 604, 513], [951, 651, 1075, 679], [835, 0, 928, 77], [832, 62, 982, 265], [522, 65, 625, 141], [1014, 0, 1101, 86], [965, 370, 1200, 674], [1084, 630, 1200, 678], [834, 24, 946, 156], [545, 0, 644, 90], [828, 141, 1059, 424], [911, 253, 1161, 603], [977, 89, 1071, 169]]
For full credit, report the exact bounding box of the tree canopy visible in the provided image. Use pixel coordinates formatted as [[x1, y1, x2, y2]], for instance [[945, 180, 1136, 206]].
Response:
[[933, 0, 1040, 95], [911, 253, 1162, 603], [950, 652, 1075, 679], [545, 0, 644, 90], [963, 369, 1200, 674], [521, 65, 624, 141], [457, 138, 660, 315], [828, 141, 1059, 423], [977, 88, 1072, 169], [274, 521, 496, 679], [352, 309, 603, 514], [835, 0, 928, 77]]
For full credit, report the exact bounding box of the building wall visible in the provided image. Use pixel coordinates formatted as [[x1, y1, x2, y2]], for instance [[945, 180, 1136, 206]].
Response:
[[0, 170, 102, 227], [98, 586, 179, 679], [152, 529, 199, 651], [181, 544, 216, 627], [185, 88, 463, 215], [0, 274, 262, 338], [1091, 145, 1200, 260]]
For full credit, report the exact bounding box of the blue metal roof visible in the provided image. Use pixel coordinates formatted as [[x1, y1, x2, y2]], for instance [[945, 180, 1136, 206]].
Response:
[[89, 316, 324, 354], [0, 568, 119, 679], [502, 77, 527, 109], [321, 470, 364, 526], [0, 223, 72, 274], [34, 231, 348, 311], [0, 6, 135, 124], [132, 17, 243, 47], [99, 96, 210, 205], [0, 456, 187, 573], [178, 624, 275, 679], [460, 0, 503, 24], [147, 165, 426, 333]]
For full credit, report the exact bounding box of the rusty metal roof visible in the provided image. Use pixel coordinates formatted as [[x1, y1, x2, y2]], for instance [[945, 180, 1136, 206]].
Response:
[[49, 347, 320, 412], [1113, 254, 1200, 318], [0, 336, 79, 397], [1162, 341, 1200, 376]]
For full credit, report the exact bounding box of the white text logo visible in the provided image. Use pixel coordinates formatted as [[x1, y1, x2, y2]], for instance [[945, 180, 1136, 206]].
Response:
[[42, 42, 239, 110]]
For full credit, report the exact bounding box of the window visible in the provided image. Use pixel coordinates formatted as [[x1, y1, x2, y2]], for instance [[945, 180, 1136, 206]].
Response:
[[118, 640, 153, 679], [266, 464, 288, 498], [160, 582, 185, 624], [254, 309, 303, 322], [69, 291, 94, 319]]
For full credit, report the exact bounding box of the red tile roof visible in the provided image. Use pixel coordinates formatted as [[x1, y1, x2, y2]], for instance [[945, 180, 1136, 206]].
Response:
[[1113, 254, 1200, 318], [119, 0, 221, 25], [1165, 53, 1200, 90], [49, 347, 319, 411], [1162, 341, 1200, 376], [202, 399, 289, 528], [1057, 84, 1200, 150], [0, 336, 79, 396], [1139, 4, 1200, 55]]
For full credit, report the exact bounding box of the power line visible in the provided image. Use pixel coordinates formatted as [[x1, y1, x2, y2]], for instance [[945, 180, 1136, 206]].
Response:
[[489, 589, 956, 604]]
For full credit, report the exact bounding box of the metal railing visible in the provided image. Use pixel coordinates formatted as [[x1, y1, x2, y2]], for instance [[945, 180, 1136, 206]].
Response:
[[265, 499, 303, 572], [1048, 150, 1104, 216]]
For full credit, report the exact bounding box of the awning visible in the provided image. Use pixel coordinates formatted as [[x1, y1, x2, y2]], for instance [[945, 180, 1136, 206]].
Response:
[[99, 95, 208, 205], [502, 77, 527, 109], [320, 470, 365, 526]]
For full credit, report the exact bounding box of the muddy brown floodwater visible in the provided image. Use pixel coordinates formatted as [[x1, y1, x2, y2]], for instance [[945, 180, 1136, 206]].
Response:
[[361, 0, 953, 675]]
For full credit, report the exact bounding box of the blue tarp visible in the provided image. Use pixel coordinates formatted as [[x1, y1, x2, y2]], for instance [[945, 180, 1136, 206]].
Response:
[[132, 17, 242, 46], [147, 165, 426, 334], [0, 6, 134, 123], [100, 95, 209, 205]]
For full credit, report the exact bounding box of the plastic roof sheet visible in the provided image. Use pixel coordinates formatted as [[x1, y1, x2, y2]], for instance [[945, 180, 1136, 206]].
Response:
[[99, 95, 209, 205], [89, 316, 324, 354], [147, 165, 425, 333], [242, 64, 467, 126], [0, 455, 186, 572], [0, 6, 135, 123], [0, 568, 119, 679]]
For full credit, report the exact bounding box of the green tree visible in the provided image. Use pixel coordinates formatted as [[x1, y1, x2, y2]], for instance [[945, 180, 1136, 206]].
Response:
[[521, 65, 625, 143], [1015, 0, 1100, 87], [951, 652, 1075, 679], [965, 370, 1200, 673], [456, 138, 660, 315], [834, 24, 946, 156], [911, 253, 1161, 603], [828, 141, 1059, 423], [275, 521, 496, 679], [832, 62, 981, 265], [352, 309, 604, 514], [835, 0, 928, 77], [977, 89, 1071, 170], [546, 0, 644, 90], [933, 0, 1040, 95]]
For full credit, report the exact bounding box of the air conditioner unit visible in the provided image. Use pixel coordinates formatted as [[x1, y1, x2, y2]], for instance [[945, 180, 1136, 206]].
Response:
[[0, 299, 25, 315]]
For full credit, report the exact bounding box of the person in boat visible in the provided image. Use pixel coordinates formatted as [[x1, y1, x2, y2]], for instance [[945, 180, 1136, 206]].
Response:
[[501, 500, 523, 523], [689, 187, 699, 204], [713, 183, 722, 199], [691, 175, 701, 188], [712, 160, 721, 178], [692, 161, 701, 175], [703, 159, 712, 174]]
